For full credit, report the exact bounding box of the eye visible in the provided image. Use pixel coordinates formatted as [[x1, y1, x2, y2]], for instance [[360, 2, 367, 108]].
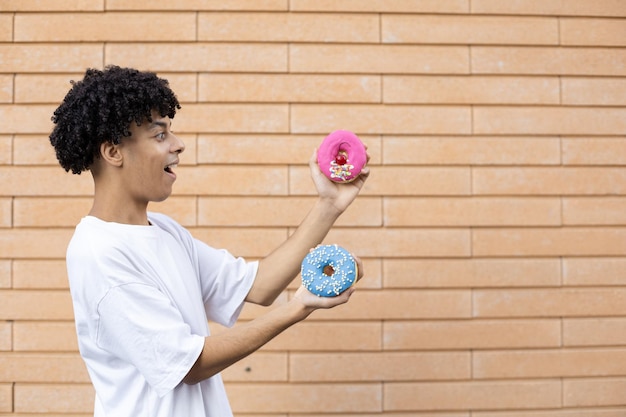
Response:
[[155, 132, 166, 140]]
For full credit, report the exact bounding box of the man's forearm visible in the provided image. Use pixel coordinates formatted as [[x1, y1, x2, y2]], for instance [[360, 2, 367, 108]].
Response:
[[248, 198, 342, 305]]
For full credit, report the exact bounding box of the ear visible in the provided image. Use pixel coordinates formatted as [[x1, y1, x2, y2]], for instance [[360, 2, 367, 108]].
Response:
[[99, 141, 123, 167]]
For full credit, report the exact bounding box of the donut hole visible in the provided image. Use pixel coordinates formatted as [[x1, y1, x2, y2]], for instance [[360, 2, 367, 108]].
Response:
[[323, 265, 335, 276]]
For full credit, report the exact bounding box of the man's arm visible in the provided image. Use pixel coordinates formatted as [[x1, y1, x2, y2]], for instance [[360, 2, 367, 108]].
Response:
[[182, 281, 359, 384], [245, 149, 370, 306]]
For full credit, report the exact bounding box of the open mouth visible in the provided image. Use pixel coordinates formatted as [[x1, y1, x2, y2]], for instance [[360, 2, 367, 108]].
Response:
[[164, 163, 178, 175]]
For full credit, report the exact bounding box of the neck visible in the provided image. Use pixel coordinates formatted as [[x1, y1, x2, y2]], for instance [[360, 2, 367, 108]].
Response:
[[89, 177, 150, 226]]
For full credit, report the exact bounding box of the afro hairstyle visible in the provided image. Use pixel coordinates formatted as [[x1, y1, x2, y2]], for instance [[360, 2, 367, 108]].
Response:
[[49, 65, 181, 174]]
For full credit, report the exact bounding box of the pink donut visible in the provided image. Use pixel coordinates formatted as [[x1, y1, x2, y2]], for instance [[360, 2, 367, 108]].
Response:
[[317, 130, 367, 183]]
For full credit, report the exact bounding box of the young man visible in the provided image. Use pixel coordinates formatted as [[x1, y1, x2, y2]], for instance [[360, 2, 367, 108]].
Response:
[[49, 66, 369, 417]]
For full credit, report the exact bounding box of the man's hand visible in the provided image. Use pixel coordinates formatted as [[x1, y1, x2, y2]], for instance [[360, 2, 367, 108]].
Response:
[[293, 251, 364, 311], [309, 148, 370, 215]]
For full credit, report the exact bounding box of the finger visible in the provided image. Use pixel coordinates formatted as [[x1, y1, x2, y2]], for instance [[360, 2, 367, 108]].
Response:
[[353, 254, 364, 282]]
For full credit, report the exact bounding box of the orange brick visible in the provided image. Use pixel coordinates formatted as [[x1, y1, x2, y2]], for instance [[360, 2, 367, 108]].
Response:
[[221, 352, 287, 382], [564, 377, 626, 407], [563, 197, 626, 226], [15, 12, 196, 42], [0, 290, 73, 320], [384, 319, 561, 350], [0, 76, 11, 103], [262, 321, 381, 351], [473, 410, 626, 417], [0, 198, 10, 227], [148, 196, 198, 226], [14, 383, 94, 413], [198, 74, 381, 103], [0, 167, 93, 197], [564, 318, 626, 347], [290, 166, 470, 196], [0, 229, 74, 258], [189, 227, 288, 258], [296, 159, 465, 192], [384, 197, 561, 227], [0, 104, 57, 134], [562, 78, 626, 105], [472, 227, 626, 257], [562, 137, 626, 165], [475, 348, 626, 379], [159, 73, 197, 104], [382, 15, 558, 45], [291, 45, 469, 74], [198, 12, 378, 42], [0, 136, 11, 165], [175, 166, 287, 195], [198, 195, 381, 227], [24, 70, 186, 108], [197, 134, 382, 165], [291, 104, 471, 135], [474, 288, 626, 318], [289, 351, 470, 382], [384, 380, 561, 411], [0, 0, 103, 11], [175, 104, 289, 133], [0, 261, 9, 289], [0, 353, 88, 382], [384, 76, 560, 105], [291, 0, 469, 13], [237, 293, 289, 321], [472, 47, 626, 76], [312, 289, 471, 320], [320, 228, 471, 258], [383, 136, 561, 165], [106, 0, 287, 11], [0, 44, 102, 73], [384, 258, 562, 288], [13, 135, 59, 165], [0, 322, 10, 351], [226, 382, 381, 414], [198, 134, 314, 164], [561, 18, 626, 46], [474, 106, 626, 135], [14, 197, 90, 227], [473, 167, 626, 195], [563, 257, 626, 286], [0, 14, 12, 41], [472, 0, 626, 17], [0, 384, 10, 412], [13, 321, 78, 352], [12, 260, 68, 289], [105, 43, 287, 73], [14, 73, 82, 104]]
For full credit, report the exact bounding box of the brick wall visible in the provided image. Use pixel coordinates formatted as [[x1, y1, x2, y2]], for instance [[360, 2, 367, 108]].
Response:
[[1, 0, 626, 415]]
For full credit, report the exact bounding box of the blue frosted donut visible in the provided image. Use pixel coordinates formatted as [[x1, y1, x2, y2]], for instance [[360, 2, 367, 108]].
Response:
[[301, 244, 357, 297]]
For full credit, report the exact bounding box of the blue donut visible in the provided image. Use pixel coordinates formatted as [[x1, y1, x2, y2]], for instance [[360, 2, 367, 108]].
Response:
[[301, 244, 357, 297]]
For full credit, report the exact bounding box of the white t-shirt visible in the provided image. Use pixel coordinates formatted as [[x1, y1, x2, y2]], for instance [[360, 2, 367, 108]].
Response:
[[66, 213, 258, 417]]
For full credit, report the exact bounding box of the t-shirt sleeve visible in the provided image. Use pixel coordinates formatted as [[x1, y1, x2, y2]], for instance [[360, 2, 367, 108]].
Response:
[[95, 283, 205, 397], [148, 212, 258, 328], [194, 240, 258, 327]]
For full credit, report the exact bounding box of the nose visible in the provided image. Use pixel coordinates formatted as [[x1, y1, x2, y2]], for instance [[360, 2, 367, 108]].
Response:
[[171, 132, 185, 154]]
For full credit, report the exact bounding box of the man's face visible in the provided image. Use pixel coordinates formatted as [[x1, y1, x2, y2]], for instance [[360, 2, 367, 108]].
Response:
[[119, 112, 185, 204]]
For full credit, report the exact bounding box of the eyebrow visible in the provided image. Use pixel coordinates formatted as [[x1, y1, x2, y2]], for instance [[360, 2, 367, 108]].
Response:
[[148, 119, 171, 130]]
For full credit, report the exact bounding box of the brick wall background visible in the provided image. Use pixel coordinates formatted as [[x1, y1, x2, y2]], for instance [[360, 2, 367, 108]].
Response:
[[1, 0, 626, 415]]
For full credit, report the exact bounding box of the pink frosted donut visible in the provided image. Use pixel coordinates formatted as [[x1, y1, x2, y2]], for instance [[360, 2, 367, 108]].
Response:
[[317, 130, 366, 183]]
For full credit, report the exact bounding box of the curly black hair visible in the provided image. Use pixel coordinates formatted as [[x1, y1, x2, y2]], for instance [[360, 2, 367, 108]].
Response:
[[49, 65, 181, 174]]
